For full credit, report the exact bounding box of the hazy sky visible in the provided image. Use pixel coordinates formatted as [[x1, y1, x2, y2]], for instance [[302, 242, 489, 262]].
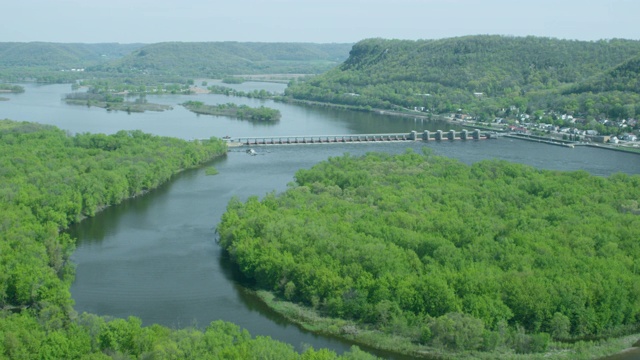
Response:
[[3, 0, 639, 44]]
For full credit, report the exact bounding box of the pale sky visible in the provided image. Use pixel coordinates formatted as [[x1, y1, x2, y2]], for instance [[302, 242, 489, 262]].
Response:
[[3, 0, 639, 44]]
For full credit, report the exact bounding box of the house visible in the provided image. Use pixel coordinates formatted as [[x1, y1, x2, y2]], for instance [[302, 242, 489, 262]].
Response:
[[592, 135, 611, 143]]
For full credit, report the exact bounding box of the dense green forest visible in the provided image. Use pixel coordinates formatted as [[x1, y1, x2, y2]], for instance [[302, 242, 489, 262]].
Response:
[[182, 101, 282, 121], [284, 36, 640, 122], [0, 120, 378, 359], [218, 150, 640, 358]]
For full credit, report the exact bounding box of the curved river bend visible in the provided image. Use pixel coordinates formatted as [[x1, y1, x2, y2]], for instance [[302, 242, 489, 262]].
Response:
[[2, 83, 639, 358]]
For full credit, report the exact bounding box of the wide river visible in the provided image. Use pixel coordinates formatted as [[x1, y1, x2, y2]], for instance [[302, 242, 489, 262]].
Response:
[[2, 83, 639, 358]]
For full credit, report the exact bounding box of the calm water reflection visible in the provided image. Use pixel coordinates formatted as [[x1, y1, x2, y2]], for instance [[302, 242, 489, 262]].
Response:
[[3, 83, 639, 358]]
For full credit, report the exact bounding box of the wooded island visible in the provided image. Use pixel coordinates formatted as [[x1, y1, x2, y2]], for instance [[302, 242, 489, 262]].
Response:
[[218, 150, 640, 358], [182, 101, 282, 122]]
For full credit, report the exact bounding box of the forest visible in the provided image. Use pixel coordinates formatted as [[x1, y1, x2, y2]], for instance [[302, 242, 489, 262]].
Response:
[[3, 35, 639, 359], [0, 42, 143, 83], [207, 85, 278, 99], [182, 101, 282, 121], [284, 36, 640, 123], [217, 149, 640, 358], [0, 120, 378, 359], [0, 42, 352, 82], [92, 42, 353, 78], [64, 92, 172, 113]]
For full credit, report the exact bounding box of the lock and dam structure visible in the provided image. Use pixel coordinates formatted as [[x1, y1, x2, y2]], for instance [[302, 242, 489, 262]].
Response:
[[231, 129, 497, 146]]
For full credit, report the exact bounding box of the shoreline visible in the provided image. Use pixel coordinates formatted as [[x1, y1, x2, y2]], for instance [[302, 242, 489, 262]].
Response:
[[252, 289, 640, 360], [71, 149, 227, 224], [64, 99, 173, 113], [280, 97, 640, 155]]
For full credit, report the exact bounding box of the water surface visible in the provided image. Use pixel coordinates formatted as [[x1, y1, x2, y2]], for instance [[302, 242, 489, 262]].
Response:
[[3, 83, 638, 357]]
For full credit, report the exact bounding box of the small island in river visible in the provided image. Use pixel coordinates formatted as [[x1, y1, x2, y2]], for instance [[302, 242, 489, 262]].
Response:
[[64, 92, 172, 113], [182, 101, 281, 122], [0, 84, 25, 93]]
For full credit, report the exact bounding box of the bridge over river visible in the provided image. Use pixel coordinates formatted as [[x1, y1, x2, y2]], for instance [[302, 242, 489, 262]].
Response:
[[230, 129, 497, 146]]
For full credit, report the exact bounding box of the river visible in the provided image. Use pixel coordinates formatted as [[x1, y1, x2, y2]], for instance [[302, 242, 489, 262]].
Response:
[[2, 83, 639, 358]]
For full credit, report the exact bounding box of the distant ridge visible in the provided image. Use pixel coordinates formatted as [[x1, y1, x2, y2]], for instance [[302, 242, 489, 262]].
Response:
[[88, 42, 353, 77], [0, 41, 352, 81], [285, 35, 640, 121], [0, 42, 144, 68]]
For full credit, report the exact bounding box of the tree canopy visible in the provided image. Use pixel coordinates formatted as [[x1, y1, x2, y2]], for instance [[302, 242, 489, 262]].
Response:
[[88, 42, 352, 78], [182, 101, 282, 121], [0, 120, 377, 359], [284, 36, 640, 122], [0, 41, 351, 82], [218, 149, 640, 355]]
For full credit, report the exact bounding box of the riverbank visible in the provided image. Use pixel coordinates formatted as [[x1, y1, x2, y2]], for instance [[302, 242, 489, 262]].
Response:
[[503, 133, 576, 148], [602, 342, 640, 360], [253, 290, 640, 360], [254, 290, 434, 359], [280, 98, 640, 155], [581, 143, 640, 154], [0, 122, 234, 358]]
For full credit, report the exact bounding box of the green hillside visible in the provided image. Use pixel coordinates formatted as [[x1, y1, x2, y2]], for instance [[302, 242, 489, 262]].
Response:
[[0, 42, 143, 82], [565, 55, 640, 94], [89, 41, 353, 77], [285, 36, 640, 121], [0, 42, 143, 68]]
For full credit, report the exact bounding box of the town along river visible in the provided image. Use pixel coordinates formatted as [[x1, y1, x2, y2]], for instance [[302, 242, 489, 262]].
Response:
[[3, 83, 640, 358]]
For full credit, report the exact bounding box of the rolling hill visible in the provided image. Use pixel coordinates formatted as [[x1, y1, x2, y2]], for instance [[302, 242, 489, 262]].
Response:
[[285, 36, 640, 121], [0, 42, 143, 69], [88, 41, 353, 77]]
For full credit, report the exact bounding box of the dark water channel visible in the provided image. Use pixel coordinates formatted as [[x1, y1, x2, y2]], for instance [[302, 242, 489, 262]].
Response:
[[2, 83, 639, 358]]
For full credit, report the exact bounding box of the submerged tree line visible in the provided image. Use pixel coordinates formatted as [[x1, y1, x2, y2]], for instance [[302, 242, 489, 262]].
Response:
[[218, 150, 640, 358], [0, 120, 375, 359]]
